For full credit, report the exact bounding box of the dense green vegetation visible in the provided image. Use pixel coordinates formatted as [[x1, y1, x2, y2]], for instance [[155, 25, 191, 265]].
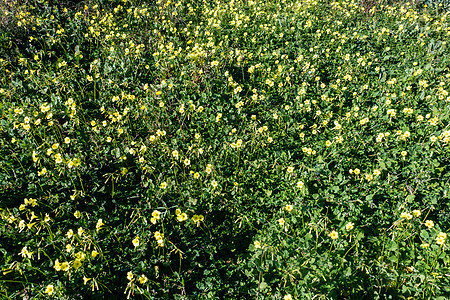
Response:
[[1, 0, 449, 298]]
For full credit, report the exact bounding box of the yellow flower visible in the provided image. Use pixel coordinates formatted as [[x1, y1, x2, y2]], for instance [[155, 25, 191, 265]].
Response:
[[192, 215, 204, 226], [20, 246, 33, 259], [152, 210, 161, 220], [296, 181, 304, 189], [436, 237, 445, 245], [177, 212, 188, 222], [278, 218, 285, 226], [72, 259, 82, 269], [78, 227, 85, 236], [421, 243, 430, 249], [284, 294, 293, 300], [139, 275, 148, 284], [287, 166, 294, 173], [96, 219, 104, 232], [74, 211, 81, 219], [254, 241, 261, 249], [329, 230, 339, 240], [400, 212, 412, 220], [44, 284, 54, 295], [132, 236, 140, 247], [61, 261, 70, 272], [127, 271, 134, 281], [91, 250, 99, 258], [424, 220, 434, 228], [285, 204, 293, 212], [437, 232, 447, 239], [345, 222, 354, 231], [54, 259, 61, 271], [159, 182, 167, 189], [412, 210, 421, 217]]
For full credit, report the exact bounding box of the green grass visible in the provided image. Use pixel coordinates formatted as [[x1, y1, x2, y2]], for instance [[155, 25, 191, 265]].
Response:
[[0, 0, 449, 299]]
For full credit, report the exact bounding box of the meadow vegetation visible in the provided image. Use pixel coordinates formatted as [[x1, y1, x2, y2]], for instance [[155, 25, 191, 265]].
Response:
[[0, 0, 449, 298]]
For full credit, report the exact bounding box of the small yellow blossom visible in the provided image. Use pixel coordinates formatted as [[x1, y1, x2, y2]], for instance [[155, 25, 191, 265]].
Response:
[[424, 220, 434, 228], [400, 212, 413, 220], [127, 271, 134, 281], [96, 219, 104, 232], [139, 275, 148, 284], [329, 230, 339, 240], [285, 204, 293, 212], [192, 214, 204, 226], [44, 284, 54, 295], [132, 236, 140, 247], [345, 222, 354, 231]]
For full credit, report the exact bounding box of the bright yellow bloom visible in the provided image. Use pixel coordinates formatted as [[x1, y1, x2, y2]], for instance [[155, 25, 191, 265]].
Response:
[[132, 236, 140, 247], [72, 259, 82, 269], [192, 215, 204, 226], [345, 222, 354, 231], [437, 232, 447, 239], [254, 241, 261, 249], [285, 204, 293, 212], [177, 213, 188, 222], [152, 210, 161, 220], [78, 227, 85, 236], [424, 220, 434, 228], [329, 231, 339, 240], [127, 271, 134, 281], [44, 284, 54, 295], [139, 275, 148, 284], [96, 219, 104, 232]]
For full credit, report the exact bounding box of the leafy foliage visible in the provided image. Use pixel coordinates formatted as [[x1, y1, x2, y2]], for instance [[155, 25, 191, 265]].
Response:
[[0, 0, 449, 299]]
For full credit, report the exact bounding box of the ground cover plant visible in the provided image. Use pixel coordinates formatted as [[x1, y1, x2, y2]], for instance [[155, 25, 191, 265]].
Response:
[[0, 0, 449, 298]]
